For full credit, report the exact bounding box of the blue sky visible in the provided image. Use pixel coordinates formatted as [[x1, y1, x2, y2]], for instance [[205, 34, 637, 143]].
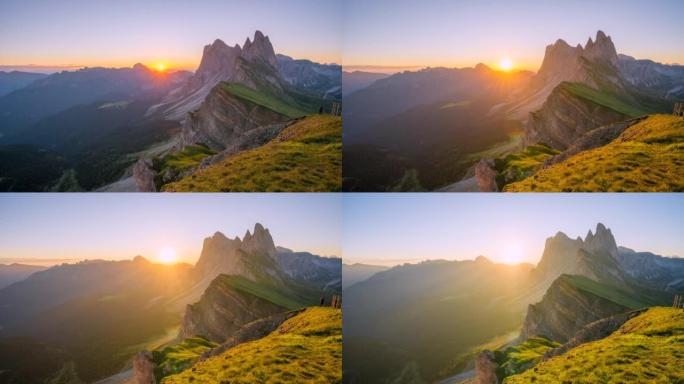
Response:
[[0, 0, 342, 71], [0, 194, 342, 264], [342, 194, 684, 265], [343, 0, 684, 70]]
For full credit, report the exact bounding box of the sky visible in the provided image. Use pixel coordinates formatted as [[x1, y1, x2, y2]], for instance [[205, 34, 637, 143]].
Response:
[[343, 0, 684, 72], [0, 194, 341, 265], [0, 0, 342, 72], [342, 194, 684, 266]]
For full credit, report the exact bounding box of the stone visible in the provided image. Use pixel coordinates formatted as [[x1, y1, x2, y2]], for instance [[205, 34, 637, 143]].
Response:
[[132, 350, 156, 384], [475, 159, 498, 192], [475, 350, 499, 384], [133, 158, 157, 192]]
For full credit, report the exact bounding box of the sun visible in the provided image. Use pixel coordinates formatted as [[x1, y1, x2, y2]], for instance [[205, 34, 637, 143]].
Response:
[[499, 57, 514, 72], [158, 246, 177, 264], [155, 63, 167, 72], [499, 243, 524, 264]]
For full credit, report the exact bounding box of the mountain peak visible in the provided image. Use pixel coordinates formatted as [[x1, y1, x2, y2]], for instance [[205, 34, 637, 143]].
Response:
[[583, 30, 619, 67], [241, 30, 278, 69], [583, 223, 619, 260], [241, 223, 277, 259]]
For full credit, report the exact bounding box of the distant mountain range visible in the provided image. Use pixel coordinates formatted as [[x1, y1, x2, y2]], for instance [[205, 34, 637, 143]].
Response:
[[0, 71, 47, 97], [0, 31, 341, 192], [344, 31, 684, 192], [343, 223, 683, 383], [0, 223, 341, 383]]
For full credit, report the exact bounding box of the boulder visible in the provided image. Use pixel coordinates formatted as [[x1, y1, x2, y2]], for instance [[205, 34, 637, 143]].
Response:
[[132, 350, 156, 384], [475, 350, 499, 384], [475, 159, 498, 192], [133, 158, 157, 192]]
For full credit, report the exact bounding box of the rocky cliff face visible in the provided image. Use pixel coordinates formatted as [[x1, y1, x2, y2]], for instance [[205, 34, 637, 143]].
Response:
[[523, 83, 630, 149], [179, 274, 289, 342], [521, 275, 631, 343], [177, 83, 291, 149]]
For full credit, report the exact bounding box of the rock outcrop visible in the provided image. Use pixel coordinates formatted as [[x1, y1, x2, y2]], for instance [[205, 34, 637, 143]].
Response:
[[132, 158, 157, 192], [521, 275, 631, 343], [132, 351, 156, 384], [177, 83, 291, 150], [474, 158, 499, 192], [475, 350, 499, 384], [241, 223, 277, 260]]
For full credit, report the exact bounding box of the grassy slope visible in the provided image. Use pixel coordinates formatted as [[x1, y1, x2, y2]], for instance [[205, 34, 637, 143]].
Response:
[[505, 114, 684, 191], [563, 82, 649, 117], [564, 275, 652, 310], [495, 337, 560, 379], [152, 337, 217, 380], [219, 275, 308, 311], [222, 83, 309, 119], [163, 115, 342, 192], [493, 144, 559, 188], [158, 144, 215, 173], [162, 307, 342, 384], [505, 307, 684, 383]]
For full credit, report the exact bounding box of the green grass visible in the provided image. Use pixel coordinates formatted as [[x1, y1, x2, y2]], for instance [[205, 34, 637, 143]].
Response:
[[505, 114, 684, 191], [564, 275, 651, 310], [563, 82, 648, 117], [504, 307, 684, 383], [162, 307, 342, 384], [152, 337, 218, 380], [219, 275, 308, 311], [222, 82, 309, 119], [158, 144, 216, 173], [163, 115, 341, 192], [494, 337, 561, 379], [494, 144, 560, 188]]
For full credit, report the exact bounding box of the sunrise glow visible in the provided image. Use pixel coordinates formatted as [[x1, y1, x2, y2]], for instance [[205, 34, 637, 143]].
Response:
[[499, 57, 513, 72], [155, 63, 167, 72], [158, 246, 177, 264], [499, 243, 525, 264]]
